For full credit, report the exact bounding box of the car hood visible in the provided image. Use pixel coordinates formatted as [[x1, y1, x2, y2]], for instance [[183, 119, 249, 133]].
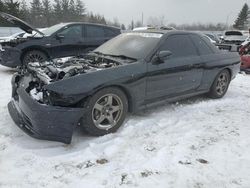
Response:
[[0, 12, 44, 36]]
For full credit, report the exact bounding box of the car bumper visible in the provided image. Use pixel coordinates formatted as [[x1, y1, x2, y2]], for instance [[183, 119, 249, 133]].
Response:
[[8, 83, 84, 144], [240, 67, 250, 74], [0, 46, 21, 68]]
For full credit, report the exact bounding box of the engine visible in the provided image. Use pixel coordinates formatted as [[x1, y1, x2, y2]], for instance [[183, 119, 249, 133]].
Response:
[[27, 55, 121, 84]]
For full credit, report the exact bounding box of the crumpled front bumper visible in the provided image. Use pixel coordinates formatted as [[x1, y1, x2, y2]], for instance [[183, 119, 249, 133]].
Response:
[[8, 80, 84, 144]]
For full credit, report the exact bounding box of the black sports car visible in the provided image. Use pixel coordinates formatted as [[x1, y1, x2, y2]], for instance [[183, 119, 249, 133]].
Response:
[[8, 30, 240, 144], [0, 12, 120, 68]]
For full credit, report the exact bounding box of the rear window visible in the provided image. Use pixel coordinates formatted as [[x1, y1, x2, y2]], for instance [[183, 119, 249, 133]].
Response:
[[225, 31, 243, 36]]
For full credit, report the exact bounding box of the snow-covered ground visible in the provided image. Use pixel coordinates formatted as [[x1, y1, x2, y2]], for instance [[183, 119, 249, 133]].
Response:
[[0, 65, 250, 188]]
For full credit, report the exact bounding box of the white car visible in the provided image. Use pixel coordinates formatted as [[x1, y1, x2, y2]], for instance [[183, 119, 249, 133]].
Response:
[[220, 30, 247, 45]]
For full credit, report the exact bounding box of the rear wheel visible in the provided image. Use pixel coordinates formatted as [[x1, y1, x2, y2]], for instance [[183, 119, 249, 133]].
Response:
[[207, 69, 230, 99], [81, 87, 128, 136], [22, 50, 48, 65]]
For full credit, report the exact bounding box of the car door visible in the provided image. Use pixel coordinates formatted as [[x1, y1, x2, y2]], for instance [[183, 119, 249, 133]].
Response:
[[50, 24, 83, 58], [79, 24, 107, 54], [146, 34, 204, 101], [189, 34, 221, 90]]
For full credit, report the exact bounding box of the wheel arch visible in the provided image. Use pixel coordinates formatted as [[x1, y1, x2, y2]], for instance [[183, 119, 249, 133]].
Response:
[[20, 46, 50, 62], [224, 68, 232, 80], [81, 85, 134, 113]]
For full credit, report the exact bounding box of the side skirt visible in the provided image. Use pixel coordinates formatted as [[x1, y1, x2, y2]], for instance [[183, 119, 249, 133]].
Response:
[[136, 90, 209, 112]]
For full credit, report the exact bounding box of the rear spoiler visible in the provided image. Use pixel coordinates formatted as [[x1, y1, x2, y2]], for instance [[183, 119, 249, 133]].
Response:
[[215, 44, 240, 52]]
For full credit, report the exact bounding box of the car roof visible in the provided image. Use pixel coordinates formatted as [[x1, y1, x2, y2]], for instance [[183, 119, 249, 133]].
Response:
[[60, 22, 121, 30], [132, 29, 199, 36]]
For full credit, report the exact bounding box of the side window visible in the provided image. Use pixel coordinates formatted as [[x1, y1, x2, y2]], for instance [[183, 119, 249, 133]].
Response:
[[159, 35, 198, 58], [57, 25, 82, 38], [190, 35, 214, 55], [104, 28, 118, 37], [86, 25, 105, 38]]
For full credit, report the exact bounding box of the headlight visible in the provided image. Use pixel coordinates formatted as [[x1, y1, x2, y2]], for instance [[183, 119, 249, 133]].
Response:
[[46, 90, 84, 107]]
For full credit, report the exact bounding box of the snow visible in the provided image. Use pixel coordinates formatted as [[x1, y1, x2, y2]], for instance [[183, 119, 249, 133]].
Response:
[[30, 88, 43, 101], [0, 65, 250, 188]]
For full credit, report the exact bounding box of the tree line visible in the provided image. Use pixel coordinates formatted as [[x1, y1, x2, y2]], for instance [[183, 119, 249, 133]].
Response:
[[0, 0, 124, 28], [0, 0, 246, 31]]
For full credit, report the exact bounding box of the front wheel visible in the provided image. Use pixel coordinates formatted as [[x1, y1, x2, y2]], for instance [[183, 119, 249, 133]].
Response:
[[81, 87, 128, 136], [22, 50, 48, 65], [207, 69, 231, 99]]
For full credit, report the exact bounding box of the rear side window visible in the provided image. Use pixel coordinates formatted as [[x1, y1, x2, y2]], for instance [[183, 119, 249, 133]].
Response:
[[86, 25, 105, 38], [105, 28, 119, 37], [159, 34, 198, 58], [190, 35, 214, 55]]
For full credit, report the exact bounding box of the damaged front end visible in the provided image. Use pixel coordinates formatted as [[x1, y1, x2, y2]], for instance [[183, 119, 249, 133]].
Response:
[[8, 55, 123, 143], [25, 55, 121, 105], [0, 37, 31, 67]]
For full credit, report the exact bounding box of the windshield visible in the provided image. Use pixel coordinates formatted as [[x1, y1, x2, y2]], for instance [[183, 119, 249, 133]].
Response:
[[225, 31, 243, 36], [94, 32, 163, 60], [42, 23, 67, 36]]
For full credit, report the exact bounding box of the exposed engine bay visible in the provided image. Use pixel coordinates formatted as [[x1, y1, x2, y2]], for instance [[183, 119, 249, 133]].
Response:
[[22, 55, 124, 105], [27, 55, 122, 85]]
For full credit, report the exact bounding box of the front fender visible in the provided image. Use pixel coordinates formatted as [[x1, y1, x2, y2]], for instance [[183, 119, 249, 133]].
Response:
[[44, 61, 147, 107]]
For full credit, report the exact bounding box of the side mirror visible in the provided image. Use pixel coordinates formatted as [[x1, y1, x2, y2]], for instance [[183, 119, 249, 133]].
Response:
[[56, 34, 64, 40], [152, 50, 172, 64], [158, 50, 172, 60]]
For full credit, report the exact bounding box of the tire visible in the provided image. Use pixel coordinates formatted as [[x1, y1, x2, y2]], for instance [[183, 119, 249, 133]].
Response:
[[81, 87, 128, 136], [22, 50, 48, 65], [207, 69, 231, 99]]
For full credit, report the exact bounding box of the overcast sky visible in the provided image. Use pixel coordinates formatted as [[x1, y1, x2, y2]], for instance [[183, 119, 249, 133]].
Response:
[[82, 0, 250, 26]]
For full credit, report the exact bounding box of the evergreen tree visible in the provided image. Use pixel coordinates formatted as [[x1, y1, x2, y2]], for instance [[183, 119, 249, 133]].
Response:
[[0, 0, 5, 12], [61, 0, 70, 22], [100, 16, 106, 25], [30, 0, 43, 27], [4, 0, 20, 17], [234, 3, 249, 30], [121, 24, 126, 30], [0, 0, 125, 29], [42, 0, 52, 26], [75, 0, 86, 20], [69, 0, 76, 21], [53, 0, 62, 23], [19, 0, 29, 21], [129, 20, 134, 30]]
